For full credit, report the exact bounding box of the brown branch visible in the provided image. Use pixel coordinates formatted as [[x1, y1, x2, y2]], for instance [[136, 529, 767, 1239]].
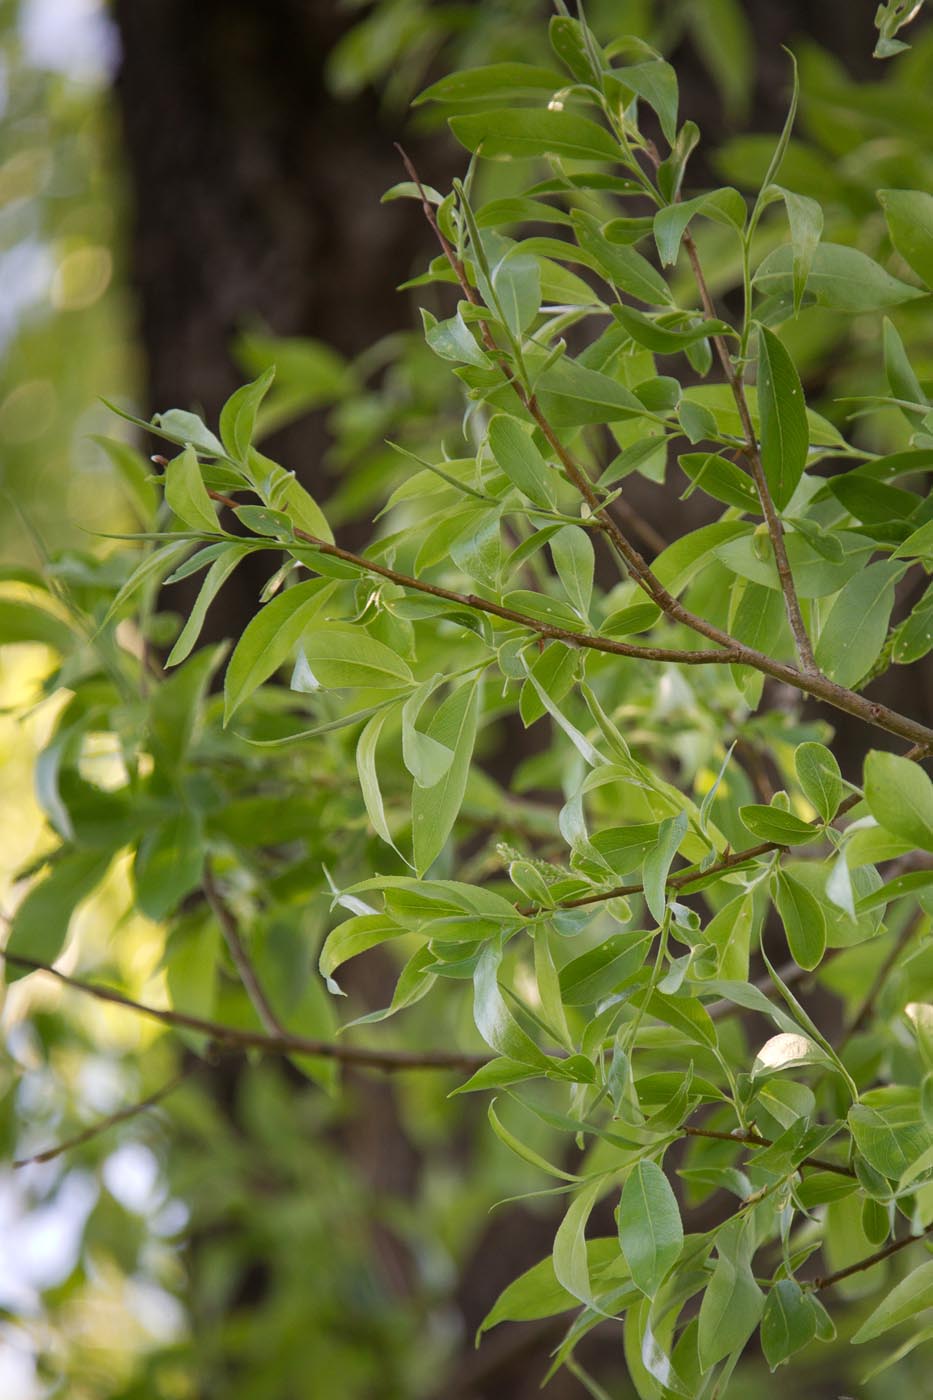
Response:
[[0, 952, 491, 1073], [392, 151, 933, 751], [682, 1123, 856, 1178], [534, 745, 926, 916], [812, 1219, 933, 1290], [682, 230, 817, 676], [13, 1064, 198, 1168], [210, 493, 735, 668], [203, 863, 287, 1036]]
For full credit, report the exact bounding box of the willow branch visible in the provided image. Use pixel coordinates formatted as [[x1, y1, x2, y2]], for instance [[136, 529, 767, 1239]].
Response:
[[203, 863, 287, 1036], [544, 777, 883, 914], [13, 1064, 198, 1168], [812, 1219, 933, 1290], [682, 230, 817, 675], [394, 151, 933, 751], [0, 952, 490, 1073], [682, 1124, 856, 1178]]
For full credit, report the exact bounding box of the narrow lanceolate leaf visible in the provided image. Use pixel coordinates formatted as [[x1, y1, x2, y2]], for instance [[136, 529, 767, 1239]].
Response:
[[697, 1227, 764, 1369], [356, 705, 403, 856], [223, 579, 336, 721], [450, 108, 621, 163], [412, 680, 479, 875], [864, 750, 933, 852], [775, 870, 826, 971], [853, 1260, 933, 1343], [553, 1177, 606, 1310], [300, 626, 414, 690], [219, 366, 275, 462], [164, 444, 223, 533], [488, 414, 556, 509], [550, 525, 594, 620], [617, 1160, 683, 1298], [879, 189, 933, 291], [642, 811, 688, 924], [753, 243, 925, 312], [167, 542, 255, 666], [813, 560, 903, 688], [739, 805, 818, 846], [757, 325, 808, 509]]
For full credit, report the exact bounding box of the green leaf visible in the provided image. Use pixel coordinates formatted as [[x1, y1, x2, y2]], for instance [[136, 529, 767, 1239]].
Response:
[[219, 367, 275, 461], [559, 930, 653, 1005], [554, 1177, 606, 1310], [450, 108, 620, 163], [849, 1103, 933, 1181], [757, 325, 808, 509], [612, 59, 679, 145], [472, 941, 550, 1068], [864, 750, 933, 852], [536, 357, 649, 426], [697, 1224, 764, 1370], [618, 1160, 683, 1298], [415, 62, 564, 106], [794, 742, 844, 823], [739, 805, 818, 846], [478, 1238, 625, 1335], [652, 188, 745, 266], [613, 305, 732, 354], [300, 626, 414, 691], [488, 414, 556, 508], [753, 243, 925, 313], [422, 306, 487, 368], [151, 408, 225, 457], [356, 705, 402, 855], [761, 1279, 818, 1370], [883, 316, 928, 428], [318, 914, 406, 991], [4, 851, 112, 982], [412, 680, 480, 875], [166, 542, 255, 666], [574, 213, 673, 305], [401, 679, 454, 788], [488, 1100, 579, 1182], [134, 810, 205, 921], [643, 811, 688, 924], [550, 525, 594, 620], [770, 187, 823, 315], [492, 251, 541, 336], [775, 870, 826, 971], [853, 1259, 933, 1343], [223, 579, 336, 722], [879, 189, 933, 291], [813, 560, 903, 687], [163, 445, 223, 533]]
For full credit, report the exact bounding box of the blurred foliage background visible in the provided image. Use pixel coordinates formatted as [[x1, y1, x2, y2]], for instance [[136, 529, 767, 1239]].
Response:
[[2, 2, 933, 1397]]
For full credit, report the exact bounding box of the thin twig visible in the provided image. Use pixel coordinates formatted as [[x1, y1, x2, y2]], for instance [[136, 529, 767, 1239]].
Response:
[[203, 864, 287, 1036], [0, 952, 491, 1073], [682, 1123, 856, 1178], [13, 1064, 198, 1168], [812, 1220, 933, 1290]]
